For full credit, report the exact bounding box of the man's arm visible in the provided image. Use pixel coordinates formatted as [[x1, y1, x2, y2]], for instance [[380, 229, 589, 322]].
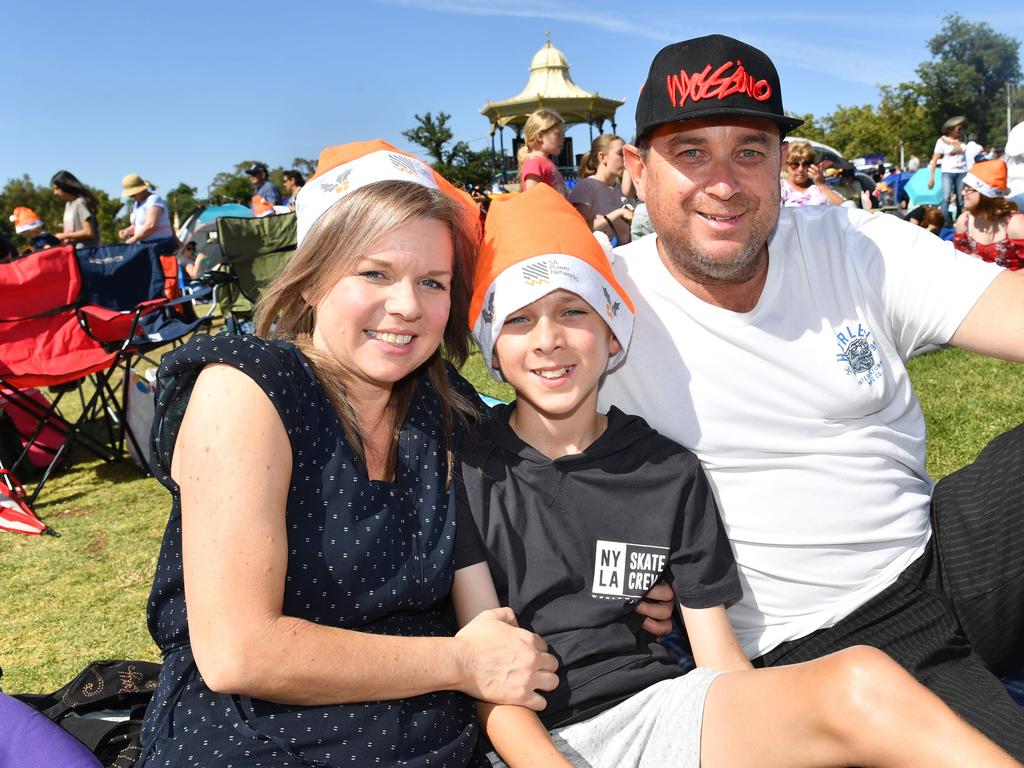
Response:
[[948, 270, 1024, 362]]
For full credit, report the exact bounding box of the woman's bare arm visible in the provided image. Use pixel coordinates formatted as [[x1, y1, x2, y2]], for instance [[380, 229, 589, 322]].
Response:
[[177, 364, 555, 706]]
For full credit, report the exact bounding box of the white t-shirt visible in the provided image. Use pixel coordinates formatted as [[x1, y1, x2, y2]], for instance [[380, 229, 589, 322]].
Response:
[[130, 193, 174, 241], [598, 206, 1003, 656], [933, 136, 967, 174]]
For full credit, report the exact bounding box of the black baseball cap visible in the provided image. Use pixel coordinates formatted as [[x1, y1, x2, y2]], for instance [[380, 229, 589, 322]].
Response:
[[244, 163, 269, 176], [634, 34, 803, 140]]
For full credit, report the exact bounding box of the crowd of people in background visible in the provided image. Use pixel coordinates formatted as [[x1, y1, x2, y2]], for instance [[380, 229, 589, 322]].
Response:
[[3, 109, 1023, 271]]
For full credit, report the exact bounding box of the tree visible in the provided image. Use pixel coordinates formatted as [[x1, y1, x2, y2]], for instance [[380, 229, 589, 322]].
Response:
[[290, 157, 318, 178], [787, 113, 828, 145], [166, 183, 201, 226], [402, 112, 496, 189], [917, 14, 1021, 144], [208, 162, 260, 204]]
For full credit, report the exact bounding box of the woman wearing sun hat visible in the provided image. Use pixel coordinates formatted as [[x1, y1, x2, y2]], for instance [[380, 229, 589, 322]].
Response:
[[134, 140, 559, 767], [953, 158, 1024, 270], [117, 174, 174, 244]]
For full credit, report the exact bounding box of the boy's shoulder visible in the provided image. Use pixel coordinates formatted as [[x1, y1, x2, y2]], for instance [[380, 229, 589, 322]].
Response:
[[460, 403, 701, 475]]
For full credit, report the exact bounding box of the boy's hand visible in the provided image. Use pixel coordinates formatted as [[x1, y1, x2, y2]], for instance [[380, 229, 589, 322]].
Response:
[[455, 607, 559, 710], [635, 580, 676, 636]]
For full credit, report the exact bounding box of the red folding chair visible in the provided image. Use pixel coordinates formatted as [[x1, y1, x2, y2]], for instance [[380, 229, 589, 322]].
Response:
[[0, 246, 122, 505]]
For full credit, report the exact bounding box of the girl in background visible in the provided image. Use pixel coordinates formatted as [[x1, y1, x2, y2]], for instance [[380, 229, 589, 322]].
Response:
[[518, 108, 569, 197], [51, 170, 101, 248]]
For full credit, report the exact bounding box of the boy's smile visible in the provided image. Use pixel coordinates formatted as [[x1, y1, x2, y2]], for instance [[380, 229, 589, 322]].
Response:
[[493, 289, 620, 451]]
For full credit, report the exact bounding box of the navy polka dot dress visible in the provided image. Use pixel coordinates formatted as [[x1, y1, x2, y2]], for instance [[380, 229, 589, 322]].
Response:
[[135, 334, 485, 767]]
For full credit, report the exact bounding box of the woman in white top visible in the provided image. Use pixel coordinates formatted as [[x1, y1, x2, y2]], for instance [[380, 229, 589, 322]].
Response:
[[118, 174, 174, 244], [927, 115, 968, 225]]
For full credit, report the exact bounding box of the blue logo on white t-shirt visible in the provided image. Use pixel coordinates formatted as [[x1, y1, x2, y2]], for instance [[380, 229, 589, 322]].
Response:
[[833, 323, 884, 385]]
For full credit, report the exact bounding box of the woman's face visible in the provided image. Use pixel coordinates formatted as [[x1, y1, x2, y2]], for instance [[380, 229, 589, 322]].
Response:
[[52, 183, 73, 201], [310, 216, 454, 400], [539, 123, 565, 157], [786, 156, 813, 186], [962, 184, 980, 212], [600, 139, 626, 176]]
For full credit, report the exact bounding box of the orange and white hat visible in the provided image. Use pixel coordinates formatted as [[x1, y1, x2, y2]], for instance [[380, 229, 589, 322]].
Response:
[[964, 159, 1009, 198], [469, 183, 634, 380], [294, 139, 480, 245], [9, 207, 43, 234]]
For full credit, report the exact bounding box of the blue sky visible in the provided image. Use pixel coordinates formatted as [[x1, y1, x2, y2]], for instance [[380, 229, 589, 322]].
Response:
[[3, 1, 1023, 198]]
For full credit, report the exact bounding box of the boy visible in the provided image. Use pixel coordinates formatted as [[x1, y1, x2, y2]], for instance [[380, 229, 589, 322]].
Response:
[[450, 184, 1019, 768], [9, 207, 59, 252]]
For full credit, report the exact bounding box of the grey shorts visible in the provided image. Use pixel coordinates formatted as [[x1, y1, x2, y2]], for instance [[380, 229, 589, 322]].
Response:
[[487, 667, 722, 768]]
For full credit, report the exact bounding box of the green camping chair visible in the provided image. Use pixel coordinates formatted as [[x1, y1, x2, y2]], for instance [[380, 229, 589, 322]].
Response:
[[214, 213, 297, 333]]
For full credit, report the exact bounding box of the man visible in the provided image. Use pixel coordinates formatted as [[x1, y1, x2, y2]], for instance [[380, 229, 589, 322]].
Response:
[[245, 162, 281, 217], [599, 34, 1024, 756]]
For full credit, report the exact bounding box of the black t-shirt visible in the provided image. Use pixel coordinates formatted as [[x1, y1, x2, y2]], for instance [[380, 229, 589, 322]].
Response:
[[455, 404, 741, 728]]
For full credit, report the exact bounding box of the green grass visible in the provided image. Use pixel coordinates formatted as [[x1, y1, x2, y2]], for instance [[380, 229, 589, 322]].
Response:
[[0, 345, 1020, 694]]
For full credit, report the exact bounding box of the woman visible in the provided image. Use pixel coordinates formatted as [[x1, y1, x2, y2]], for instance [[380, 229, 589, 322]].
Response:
[[517, 108, 569, 197], [780, 141, 846, 207], [927, 115, 968, 225], [569, 134, 635, 246], [117, 175, 174, 244], [953, 158, 1024, 270], [51, 170, 101, 248], [134, 141, 558, 767]]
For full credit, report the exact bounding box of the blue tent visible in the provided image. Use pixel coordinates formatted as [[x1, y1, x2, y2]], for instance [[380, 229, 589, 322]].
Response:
[[197, 204, 251, 223], [903, 168, 944, 208]]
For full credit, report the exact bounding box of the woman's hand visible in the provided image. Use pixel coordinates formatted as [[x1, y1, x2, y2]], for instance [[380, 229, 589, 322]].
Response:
[[808, 163, 827, 185], [118, 226, 133, 240], [454, 607, 559, 710]]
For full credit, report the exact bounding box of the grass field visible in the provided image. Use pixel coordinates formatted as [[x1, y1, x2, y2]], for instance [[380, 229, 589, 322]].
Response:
[[0, 344, 1021, 694]]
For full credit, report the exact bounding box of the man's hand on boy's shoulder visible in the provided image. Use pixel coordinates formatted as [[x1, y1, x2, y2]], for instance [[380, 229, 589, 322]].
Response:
[[635, 580, 676, 636]]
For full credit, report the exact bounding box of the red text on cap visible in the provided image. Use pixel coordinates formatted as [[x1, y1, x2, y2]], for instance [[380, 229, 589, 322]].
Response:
[[665, 60, 772, 108]]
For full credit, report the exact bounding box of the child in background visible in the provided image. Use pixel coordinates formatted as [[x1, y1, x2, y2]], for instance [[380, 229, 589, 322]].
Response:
[[9, 207, 59, 252], [451, 183, 1020, 768], [517, 108, 569, 197]]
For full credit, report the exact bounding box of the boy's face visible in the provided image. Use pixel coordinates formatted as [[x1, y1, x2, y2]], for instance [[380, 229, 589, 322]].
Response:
[[492, 289, 620, 419]]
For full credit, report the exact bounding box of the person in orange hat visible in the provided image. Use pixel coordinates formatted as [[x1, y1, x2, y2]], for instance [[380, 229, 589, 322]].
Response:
[[954, 159, 1024, 270], [9, 207, 59, 252], [134, 140, 559, 767], [450, 184, 1018, 768]]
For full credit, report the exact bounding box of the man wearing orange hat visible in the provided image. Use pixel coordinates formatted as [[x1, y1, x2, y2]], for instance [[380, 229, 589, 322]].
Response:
[[9, 207, 59, 252], [598, 34, 1024, 755]]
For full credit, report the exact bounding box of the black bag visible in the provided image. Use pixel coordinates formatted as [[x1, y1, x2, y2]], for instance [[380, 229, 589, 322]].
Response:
[[15, 660, 161, 768], [0, 409, 27, 475]]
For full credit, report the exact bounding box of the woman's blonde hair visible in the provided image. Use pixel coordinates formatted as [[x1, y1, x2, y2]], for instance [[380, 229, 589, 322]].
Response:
[[254, 181, 477, 478], [786, 141, 816, 166], [578, 134, 623, 178], [517, 108, 565, 164]]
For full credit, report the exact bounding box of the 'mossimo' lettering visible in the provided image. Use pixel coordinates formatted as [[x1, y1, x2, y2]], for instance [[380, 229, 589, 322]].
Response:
[[665, 59, 772, 107]]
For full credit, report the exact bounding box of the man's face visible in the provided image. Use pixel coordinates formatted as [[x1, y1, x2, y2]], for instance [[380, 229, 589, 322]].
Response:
[[249, 172, 264, 187], [624, 116, 783, 286]]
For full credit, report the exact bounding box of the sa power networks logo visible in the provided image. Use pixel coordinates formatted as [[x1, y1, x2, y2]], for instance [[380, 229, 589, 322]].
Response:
[[833, 322, 884, 386], [592, 540, 668, 602]]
